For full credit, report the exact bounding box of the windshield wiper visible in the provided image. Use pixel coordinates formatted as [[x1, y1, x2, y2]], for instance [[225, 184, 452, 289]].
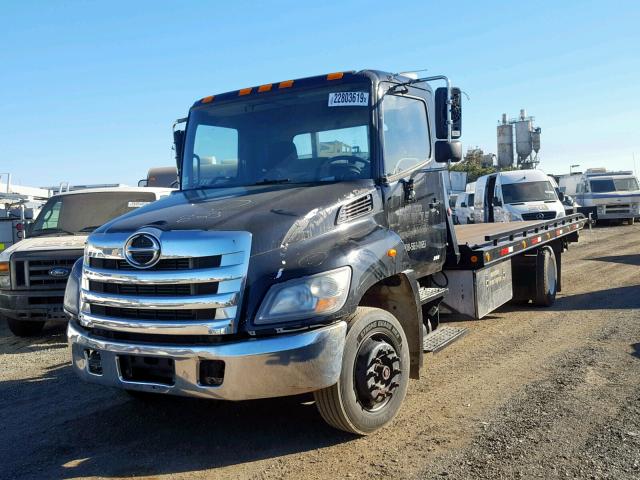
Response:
[[251, 178, 291, 186], [30, 228, 75, 237]]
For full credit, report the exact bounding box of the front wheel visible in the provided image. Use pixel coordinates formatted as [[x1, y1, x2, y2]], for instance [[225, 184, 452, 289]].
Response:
[[314, 307, 410, 435]]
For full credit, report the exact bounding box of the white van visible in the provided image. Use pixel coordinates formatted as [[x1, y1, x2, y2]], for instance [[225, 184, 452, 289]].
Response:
[[454, 192, 475, 224], [473, 170, 566, 223], [557, 169, 640, 224]]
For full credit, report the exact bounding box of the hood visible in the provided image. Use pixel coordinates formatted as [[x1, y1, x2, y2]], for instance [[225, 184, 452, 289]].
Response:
[[98, 180, 377, 256], [0, 235, 87, 261]]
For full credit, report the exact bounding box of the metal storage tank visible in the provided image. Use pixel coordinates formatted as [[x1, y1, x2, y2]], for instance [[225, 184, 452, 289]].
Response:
[[515, 109, 533, 162], [531, 127, 541, 153], [497, 113, 514, 168]]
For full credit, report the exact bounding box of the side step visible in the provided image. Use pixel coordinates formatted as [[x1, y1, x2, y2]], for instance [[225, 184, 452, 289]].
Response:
[[423, 326, 468, 353], [419, 287, 448, 305]]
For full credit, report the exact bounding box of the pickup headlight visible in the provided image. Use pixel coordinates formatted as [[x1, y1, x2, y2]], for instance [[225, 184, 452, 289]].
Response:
[[256, 266, 351, 324], [0, 262, 10, 289], [508, 212, 522, 221]]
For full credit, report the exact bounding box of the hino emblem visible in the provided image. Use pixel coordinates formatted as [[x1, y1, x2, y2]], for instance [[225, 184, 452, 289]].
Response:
[[48, 267, 70, 278], [124, 232, 161, 269]]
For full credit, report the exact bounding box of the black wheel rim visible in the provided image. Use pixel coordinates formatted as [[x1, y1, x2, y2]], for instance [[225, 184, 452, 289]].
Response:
[[353, 333, 402, 412]]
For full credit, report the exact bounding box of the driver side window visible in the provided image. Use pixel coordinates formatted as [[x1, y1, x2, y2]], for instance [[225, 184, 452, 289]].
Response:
[[382, 95, 430, 176]]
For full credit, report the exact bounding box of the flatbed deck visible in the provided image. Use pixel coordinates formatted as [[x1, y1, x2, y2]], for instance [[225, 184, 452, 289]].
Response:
[[450, 214, 587, 269], [455, 221, 541, 248]]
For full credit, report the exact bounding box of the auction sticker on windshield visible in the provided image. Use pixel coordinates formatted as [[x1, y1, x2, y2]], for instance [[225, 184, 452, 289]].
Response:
[[328, 92, 369, 107], [128, 201, 150, 208]]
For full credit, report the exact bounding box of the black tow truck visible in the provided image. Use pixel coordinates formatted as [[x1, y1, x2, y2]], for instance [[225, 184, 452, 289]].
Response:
[[64, 70, 585, 434]]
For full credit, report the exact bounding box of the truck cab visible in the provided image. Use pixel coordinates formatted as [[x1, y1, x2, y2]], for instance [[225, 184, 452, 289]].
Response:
[[0, 187, 172, 336], [473, 170, 566, 223], [64, 70, 465, 434]]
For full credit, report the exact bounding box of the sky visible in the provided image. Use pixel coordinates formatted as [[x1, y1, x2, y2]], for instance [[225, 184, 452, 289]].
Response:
[[1, 0, 639, 187]]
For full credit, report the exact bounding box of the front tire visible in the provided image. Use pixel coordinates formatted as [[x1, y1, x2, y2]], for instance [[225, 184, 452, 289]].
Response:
[[314, 307, 410, 435], [5, 316, 45, 337]]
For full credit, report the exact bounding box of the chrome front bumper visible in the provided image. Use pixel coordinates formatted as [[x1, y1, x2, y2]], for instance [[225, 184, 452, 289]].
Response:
[[68, 320, 346, 401]]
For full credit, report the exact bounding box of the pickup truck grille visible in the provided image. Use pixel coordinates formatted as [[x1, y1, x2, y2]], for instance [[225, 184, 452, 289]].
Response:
[[79, 230, 252, 336], [10, 253, 82, 290]]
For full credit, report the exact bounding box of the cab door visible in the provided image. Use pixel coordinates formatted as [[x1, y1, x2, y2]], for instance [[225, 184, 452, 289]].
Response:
[[379, 87, 446, 278]]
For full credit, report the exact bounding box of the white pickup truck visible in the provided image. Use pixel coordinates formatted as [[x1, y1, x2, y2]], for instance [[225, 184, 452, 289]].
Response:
[[0, 187, 172, 336]]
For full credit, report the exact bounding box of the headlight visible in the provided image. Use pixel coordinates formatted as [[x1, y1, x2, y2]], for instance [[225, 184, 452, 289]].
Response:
[[597, 205, 605, 212], [0, 262, 10, 289], [632, 203, 640, 212], [509, 212, 522, 221], [256, 266, 351, 324]]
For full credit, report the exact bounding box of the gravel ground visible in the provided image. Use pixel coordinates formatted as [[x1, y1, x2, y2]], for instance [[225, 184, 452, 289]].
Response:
[[0, 223, 639, 479]]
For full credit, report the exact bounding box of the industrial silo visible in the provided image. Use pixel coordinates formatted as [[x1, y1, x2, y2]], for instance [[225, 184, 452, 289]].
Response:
[[532, 127, 541, 154], [515, 109, 533, 164], [497, 113, 514, 168]]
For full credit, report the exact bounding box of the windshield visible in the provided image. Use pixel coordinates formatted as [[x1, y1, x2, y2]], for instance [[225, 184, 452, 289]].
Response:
[[501, 181, 557, 204], [182, 83, 372, 189], [590, 177, 639, 192], [30, 191, 159, 236]]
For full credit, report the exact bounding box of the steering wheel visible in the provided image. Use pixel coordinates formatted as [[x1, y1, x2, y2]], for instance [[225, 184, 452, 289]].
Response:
[[317, 155, 367, 178]]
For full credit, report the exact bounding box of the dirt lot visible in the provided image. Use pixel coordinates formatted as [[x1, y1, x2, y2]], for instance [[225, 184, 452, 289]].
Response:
[[1, 223, 639, 480]]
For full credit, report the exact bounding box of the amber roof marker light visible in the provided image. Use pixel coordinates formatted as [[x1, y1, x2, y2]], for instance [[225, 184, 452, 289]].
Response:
[[279, 80, 294, 89], [238, 88, 253, 96], [258, 83, 273, 92], [201, 95, 214, 103], [327, 72, 344, 80]]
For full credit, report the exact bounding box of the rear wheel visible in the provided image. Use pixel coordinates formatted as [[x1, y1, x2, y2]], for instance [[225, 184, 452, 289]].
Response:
[[314, 307, 410, 435], [5, 317, 45, 337], [534, 247, 557, 307]]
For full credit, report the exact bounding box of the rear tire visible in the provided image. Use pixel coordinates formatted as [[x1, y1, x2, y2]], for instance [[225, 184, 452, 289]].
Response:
[[314, 307, 410, 435], [5, 317, 45, 337], [533, 247, 557, 307]]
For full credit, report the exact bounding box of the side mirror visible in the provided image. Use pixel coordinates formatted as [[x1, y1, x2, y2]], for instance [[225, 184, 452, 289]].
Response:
[[493, 197, 503, 207], [25, 222, 33, 237], [173, 129, 185, 173], [557, 190, 565, 202], [460, 202, 467, 208], [435, 87, 462, 140], [435, 140, 462, 163], [138, 179, 148, 187]]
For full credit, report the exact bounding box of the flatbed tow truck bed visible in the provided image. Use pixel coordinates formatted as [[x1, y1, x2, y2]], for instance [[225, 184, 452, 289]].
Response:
[[451, 213, 587, 269]]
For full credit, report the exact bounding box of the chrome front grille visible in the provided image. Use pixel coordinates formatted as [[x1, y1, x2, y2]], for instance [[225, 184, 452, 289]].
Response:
[[79, 229, 252, 336]]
